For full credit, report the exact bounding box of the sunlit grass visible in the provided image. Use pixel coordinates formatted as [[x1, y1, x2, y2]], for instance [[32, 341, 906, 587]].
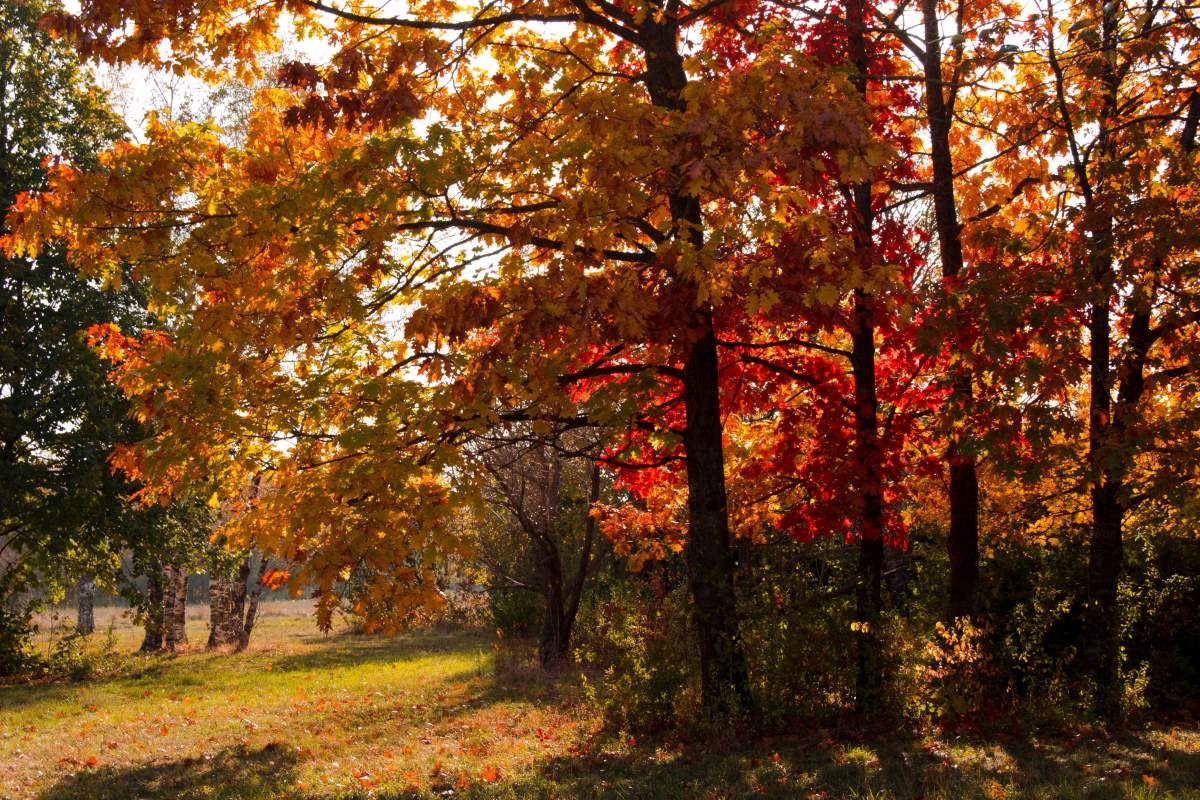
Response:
[[2, 604, 1198, 799]]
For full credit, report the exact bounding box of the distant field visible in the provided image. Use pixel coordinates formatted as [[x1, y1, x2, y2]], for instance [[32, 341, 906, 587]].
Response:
[[30, 599, 319, 651], [3, 601, 1199, 799]]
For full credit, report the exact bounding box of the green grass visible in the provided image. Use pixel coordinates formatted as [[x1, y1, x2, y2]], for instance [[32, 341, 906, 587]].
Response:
[[2, 604, 1199, 799]]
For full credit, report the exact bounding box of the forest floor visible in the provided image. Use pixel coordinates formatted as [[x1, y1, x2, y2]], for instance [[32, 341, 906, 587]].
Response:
[[2, 603, 1199, 800]]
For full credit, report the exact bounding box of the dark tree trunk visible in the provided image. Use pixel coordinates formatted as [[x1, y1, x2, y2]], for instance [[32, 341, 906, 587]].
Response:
[[642, 14, 751, 715], [681, 323, 752, 712], [847, 0, 886, 714], [851, 289, 885, 713], [1082, 31, 1193, 720], [75, 577, 95, 635], [1087, 296, 1152, 717], [538, 461, 600, 667], [920, 0, 981, 623], [140, 567, 164, 652], [488, 447, 600, 669], [1086, 282, 1121, 717], [1087, 471, 1123, 716], [1083, 2, 1126, 720], [537, 544, 568, 667], [562, 463, 601, 655]]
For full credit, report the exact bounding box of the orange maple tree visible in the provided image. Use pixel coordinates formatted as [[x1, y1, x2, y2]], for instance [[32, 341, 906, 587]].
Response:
[[6, 0, 896, 711]]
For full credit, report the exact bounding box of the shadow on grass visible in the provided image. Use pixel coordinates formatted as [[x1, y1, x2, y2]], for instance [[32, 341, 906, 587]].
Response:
[[28, 714, 1200, 800], [19, 630, 1200, 800], [444, 733, 1200, 800], [999, 729, 1200, 798], [482, 733, 944, 800], [36, 744, 301, 800]]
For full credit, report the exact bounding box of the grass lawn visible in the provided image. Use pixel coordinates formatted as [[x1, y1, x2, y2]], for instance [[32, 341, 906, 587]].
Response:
[[2, 603, 1199, 799]]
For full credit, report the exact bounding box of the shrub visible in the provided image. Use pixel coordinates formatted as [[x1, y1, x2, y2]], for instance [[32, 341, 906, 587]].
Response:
[[738, 551, 860, 726], [0, 605, 40, 677], [485, 586, 541, 639], [574, 569, 694, 732], [898, 618, 996, 722]]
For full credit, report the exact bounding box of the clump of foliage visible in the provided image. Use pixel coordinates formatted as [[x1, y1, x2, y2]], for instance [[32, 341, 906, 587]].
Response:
[[0, 604, 38, 677], [486, 587, 542, 640], [575, 569, 693, 732]]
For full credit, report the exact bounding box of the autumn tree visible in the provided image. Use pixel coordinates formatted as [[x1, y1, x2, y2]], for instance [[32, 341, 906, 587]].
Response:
[[1039, 0, 1200, 716], [937, 0, 1200, 714], [10, 0, 888, 714]]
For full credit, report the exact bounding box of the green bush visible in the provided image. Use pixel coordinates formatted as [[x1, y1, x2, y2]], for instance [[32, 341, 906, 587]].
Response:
[[574, 569, 693, 732], [738, 542, 859, 726], [485, 586, 542, 639], [0, 605, 40, 677], [1120, 526, 1200, 712]]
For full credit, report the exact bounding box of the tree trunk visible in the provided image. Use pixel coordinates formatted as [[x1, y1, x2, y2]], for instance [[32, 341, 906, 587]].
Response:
[[851, 288, 886, 713], [536, 453, 569, 667], [1083, 0, 1125, 720], [75, 576, 95, 635], [641, 14, 751, 715], [231, 558, 249, 630], [1085, 275, 1126, 720], [847, 0, 886, 714], [537, 544, 568, 667], [560, 463, 602, 660], [207, 573, 223, 648], [140, 567, 164, 652], [164, 564, 188, 651], [1087, 468, 1123, 716], [920, 0, 981, 623], [1087, 297, 1152, 719], [1083, 192, 1122, 716], [209, 555, 260, 650], [681, 323, 752, 712], [237, 556, 263, 651], [207, 572, 239, 649]]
